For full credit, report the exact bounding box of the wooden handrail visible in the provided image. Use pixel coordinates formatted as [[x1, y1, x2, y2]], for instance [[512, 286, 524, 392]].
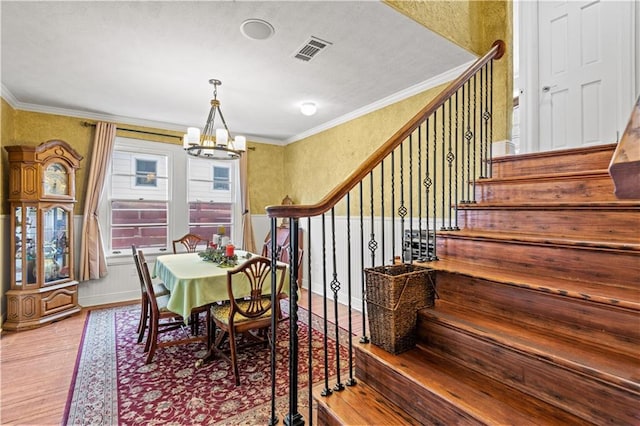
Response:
[[267, 40, 506, 219], [609, 96, 640, 199]]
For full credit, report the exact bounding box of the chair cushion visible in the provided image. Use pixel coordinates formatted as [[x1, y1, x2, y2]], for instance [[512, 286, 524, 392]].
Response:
[[153, 282, 170, 297], [210, 300, 273, 326], [155, 294, 173, 313]]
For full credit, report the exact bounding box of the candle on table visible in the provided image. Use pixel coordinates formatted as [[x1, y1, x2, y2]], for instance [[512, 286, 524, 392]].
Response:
[[226, 244, 235, 257]]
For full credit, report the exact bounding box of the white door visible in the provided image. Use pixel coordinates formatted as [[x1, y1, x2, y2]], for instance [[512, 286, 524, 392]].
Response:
[[520, 0, 636, 153]]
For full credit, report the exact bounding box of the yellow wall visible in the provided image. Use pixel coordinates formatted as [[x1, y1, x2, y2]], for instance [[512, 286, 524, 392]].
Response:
[[0, 108, 286, 215], [1, 98, 16, 214]]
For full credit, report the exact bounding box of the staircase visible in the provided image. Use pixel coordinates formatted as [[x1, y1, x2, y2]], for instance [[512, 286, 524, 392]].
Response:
[[315, 143, 640, 425]]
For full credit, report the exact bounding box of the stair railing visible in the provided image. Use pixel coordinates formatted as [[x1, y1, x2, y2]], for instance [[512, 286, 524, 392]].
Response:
[[265, 40, 506, 426]]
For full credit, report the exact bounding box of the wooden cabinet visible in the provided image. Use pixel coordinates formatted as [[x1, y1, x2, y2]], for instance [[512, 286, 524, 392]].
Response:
[[4, 140, 83, 331]]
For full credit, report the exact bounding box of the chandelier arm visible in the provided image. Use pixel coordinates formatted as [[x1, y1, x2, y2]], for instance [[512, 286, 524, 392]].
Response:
[[216, 107, 233, 139]]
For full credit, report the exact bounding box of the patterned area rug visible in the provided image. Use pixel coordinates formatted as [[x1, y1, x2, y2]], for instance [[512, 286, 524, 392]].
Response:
[[63, 304, 348, 425]]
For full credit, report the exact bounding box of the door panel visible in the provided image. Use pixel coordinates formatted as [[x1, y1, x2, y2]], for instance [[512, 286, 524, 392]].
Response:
[[538, 0, 621, 151]]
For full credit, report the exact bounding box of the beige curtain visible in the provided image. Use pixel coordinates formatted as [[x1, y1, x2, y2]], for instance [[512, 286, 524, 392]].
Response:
[[79, 122, 116, 281], [239, 153, 257, 253]]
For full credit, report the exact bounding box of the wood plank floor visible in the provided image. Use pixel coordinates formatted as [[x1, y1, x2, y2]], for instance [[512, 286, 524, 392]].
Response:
[[0, 290, 363, 425]]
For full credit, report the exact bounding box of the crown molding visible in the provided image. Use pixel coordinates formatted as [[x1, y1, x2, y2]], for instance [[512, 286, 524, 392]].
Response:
[[3, 59, 475, 147], [1, 84, 285, 146], [286, 59, 476, 144]]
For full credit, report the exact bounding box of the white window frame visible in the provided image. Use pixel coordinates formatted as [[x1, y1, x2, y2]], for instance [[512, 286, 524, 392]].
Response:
[[99, 137, 242, 257]]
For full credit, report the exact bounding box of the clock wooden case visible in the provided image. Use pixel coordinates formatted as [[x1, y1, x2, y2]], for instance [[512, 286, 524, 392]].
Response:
[[4, 140, 83, 331]]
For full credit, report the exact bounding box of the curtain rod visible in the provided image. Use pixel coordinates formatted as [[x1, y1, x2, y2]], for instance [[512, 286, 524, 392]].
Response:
[[81, 121, 256, 150], [82, 121, 181, 139]]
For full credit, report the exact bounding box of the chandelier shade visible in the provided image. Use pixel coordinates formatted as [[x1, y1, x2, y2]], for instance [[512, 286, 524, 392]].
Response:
[[183, 79, 246, 160]]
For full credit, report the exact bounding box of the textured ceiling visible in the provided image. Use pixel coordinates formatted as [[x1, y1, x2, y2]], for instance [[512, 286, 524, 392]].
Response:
[[1, 1, 475, 144]]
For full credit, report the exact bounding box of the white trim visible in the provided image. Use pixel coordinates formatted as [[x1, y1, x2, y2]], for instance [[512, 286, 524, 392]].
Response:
[[492, 140, 516, 157], [519, 0, 540, 154], [286, 59, 477, 144]]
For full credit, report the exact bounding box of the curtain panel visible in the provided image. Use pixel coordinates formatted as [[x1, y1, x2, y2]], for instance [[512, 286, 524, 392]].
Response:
[[79, 122, 116, 281], [239, 152, 256, 253]]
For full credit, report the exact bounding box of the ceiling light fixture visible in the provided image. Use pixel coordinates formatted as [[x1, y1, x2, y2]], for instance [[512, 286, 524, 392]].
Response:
[[183, 79, 246, 160], [300, 102, 317, 116]]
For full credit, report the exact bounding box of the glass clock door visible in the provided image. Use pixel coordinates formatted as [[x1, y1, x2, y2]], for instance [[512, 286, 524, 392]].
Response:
[[43, 206, 70, 283]]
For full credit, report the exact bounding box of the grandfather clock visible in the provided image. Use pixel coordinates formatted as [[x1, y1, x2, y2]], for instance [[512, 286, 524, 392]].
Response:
[[4, 140, 83, 331]]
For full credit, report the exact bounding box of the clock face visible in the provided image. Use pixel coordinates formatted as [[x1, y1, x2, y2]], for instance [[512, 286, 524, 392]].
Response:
[[43, 163, 68, 195]]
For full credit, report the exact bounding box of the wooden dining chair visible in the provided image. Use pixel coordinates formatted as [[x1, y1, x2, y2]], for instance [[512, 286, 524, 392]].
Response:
[[209, 256, 287, 385], [137, 250, 208, 364], [131, 245, 171, 344], [172, 233, 209, 254]]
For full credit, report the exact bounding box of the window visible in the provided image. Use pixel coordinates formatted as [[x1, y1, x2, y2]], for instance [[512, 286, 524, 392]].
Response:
[[100, 137, 241, 255]]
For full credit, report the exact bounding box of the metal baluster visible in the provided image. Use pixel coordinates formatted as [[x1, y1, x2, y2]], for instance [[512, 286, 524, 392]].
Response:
[[408, 133, 414, 264], [380, 159, 385, 264], [320, 214, 332, 397], [345, 193, 356, 386], [432, 112, 439, 260], [447, 99, 454, 230], [398, 143, 407, 262], [417, 124, 423, 260], [391, 151, 395, 261], [479, 65, 485, 178], [269, 217, 279, 426], [453, 90, 460, 230], [465, 80, 473, 205], [472, 73, 477, 203], [423, 119, 433, 259], [440, 104, 446, 231], [330, 208, 345, 392], [489, 60, 494, 178], [368, 171, 377, 267], [461, 84, 467, 204], [359, 182, 369, 343], [306, 216, 313, 424], [285, 218, 304, 426]]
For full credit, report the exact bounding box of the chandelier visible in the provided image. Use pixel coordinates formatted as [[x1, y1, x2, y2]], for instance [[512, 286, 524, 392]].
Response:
[[183, 79, 246, 160]]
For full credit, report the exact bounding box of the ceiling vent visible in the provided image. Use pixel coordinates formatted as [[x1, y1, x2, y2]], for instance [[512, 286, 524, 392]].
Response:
[[293, 36, 332, 62]]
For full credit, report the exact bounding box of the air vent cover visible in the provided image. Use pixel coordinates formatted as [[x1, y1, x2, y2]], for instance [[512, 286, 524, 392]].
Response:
[[293, 36, 332, 62]]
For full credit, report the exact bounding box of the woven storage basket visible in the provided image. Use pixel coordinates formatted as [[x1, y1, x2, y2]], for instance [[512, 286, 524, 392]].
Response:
[[364, 264, 435, 354]]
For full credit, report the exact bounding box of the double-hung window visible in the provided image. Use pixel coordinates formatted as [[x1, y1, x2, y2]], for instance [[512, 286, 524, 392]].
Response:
[[101, 137, 241, 255]]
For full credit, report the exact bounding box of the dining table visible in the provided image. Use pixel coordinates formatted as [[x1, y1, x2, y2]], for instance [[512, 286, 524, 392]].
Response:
[[152, 250, 290, 324]]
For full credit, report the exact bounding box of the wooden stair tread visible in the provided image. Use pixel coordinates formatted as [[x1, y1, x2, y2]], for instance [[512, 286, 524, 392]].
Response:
[[438, 229, 640, 251], [457, 201, 640, 210], [314, 381, 416, 425], [420, 257, 640, 309], [356, 343, 587, 425], [477, 169, 611, 183], [421, 301, 640, 394]]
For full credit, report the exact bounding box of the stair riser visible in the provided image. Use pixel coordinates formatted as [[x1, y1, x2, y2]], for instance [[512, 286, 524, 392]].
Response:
[[491, 144, 616, 178], [355, 348, 483, 425], [475, 174, 617, 203], [436, 273, 639, 357], [458, 208, 640, 242], [416, 319, 640, 424], [437, 237, 640, 287]]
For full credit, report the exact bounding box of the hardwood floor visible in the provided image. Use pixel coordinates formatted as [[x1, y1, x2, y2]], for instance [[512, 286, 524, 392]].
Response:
[[1, 309, 88, 425], [0, 290, 363, 425]]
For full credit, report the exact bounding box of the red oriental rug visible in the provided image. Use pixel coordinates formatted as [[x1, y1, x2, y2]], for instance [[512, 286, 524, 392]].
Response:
[[63, 304, 348, 425]]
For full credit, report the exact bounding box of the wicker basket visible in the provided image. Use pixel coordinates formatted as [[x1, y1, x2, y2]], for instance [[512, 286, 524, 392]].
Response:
[[364, 264, 435, 354]]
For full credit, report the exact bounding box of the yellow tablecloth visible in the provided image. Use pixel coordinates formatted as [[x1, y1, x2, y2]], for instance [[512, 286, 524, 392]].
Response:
[[153, 251, 289, 321]]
